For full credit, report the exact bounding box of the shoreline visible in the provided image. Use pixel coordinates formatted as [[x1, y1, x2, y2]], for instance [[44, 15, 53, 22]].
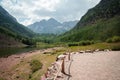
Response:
[[0, 47, 62, 80]]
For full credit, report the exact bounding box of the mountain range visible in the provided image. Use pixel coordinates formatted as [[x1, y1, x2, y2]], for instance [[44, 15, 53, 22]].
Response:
[[59, 0, 120, 42], [28, 18, 78, 34], [0, 0, 120, 47]]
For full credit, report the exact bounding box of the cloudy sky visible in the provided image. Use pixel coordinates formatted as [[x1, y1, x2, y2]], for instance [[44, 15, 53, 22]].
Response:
[[0, 0, 100, 26]]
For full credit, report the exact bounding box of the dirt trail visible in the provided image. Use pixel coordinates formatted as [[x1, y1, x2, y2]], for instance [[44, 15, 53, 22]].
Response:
[[68, 51, 120, 80]]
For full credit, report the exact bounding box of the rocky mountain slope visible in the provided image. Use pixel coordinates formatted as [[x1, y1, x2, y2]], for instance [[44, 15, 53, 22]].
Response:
[[28, 18, 78, 34]]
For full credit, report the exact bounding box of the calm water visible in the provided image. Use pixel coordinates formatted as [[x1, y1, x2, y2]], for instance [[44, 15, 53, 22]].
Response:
[[0, 47, 38, 58]]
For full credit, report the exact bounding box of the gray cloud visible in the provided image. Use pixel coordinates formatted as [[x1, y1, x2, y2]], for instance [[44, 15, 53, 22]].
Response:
[[33, 0, 100, 22], [0, 0, 100, 25]]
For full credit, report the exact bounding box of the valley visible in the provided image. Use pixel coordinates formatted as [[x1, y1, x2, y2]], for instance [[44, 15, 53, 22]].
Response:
[[0, 42, 120, 80], [0, 0, 120, 80]]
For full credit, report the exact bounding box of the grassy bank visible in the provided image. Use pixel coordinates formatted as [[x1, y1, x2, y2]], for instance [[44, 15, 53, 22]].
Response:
[[67, 42, 120, 51], [1, 42, 119, 57]]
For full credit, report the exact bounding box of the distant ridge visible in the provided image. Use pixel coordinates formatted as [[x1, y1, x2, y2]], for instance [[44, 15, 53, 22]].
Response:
[[28, 18, 78, 34]]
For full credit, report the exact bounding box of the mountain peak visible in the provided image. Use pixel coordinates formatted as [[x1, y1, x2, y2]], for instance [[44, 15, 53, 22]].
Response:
[[47, 18, 61, 26], [48, 18, 56, 20], [48, 18, 58, 22], [28, 19, 78, 34]]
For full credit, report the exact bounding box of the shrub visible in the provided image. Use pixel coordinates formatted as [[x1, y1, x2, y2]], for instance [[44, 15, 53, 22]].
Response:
[[112, 36, 120, 42], [106, 36, 120, 43], [79, 40, 94, 46], [68, 40, 94, 47], [106, 38, 112, 43], [68, 43, 78, 47], [30, 60, 43, 73], [21, 38, 35, 45]]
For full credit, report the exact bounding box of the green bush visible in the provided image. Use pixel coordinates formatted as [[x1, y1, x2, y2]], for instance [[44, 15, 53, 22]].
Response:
[[68, 43, 78, 47], [68, 40, 94, 47], [112, 36, 120, 42], [106, 38, 112, 43], [30, 60, 43, 73], [21, 38, 35, 45], [79, 40, 94, 46], [106, 36, 120, 43]]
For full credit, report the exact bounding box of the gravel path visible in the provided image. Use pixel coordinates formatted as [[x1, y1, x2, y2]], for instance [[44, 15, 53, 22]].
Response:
[[69, 51, 120, 80]]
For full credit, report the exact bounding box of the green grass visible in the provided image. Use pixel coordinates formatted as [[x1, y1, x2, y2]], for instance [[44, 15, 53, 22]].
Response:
[[36, 42, 55, 49], [0, 78, 6, 80], [67, 42, 120, 51], [0, 42, 119, 57]]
